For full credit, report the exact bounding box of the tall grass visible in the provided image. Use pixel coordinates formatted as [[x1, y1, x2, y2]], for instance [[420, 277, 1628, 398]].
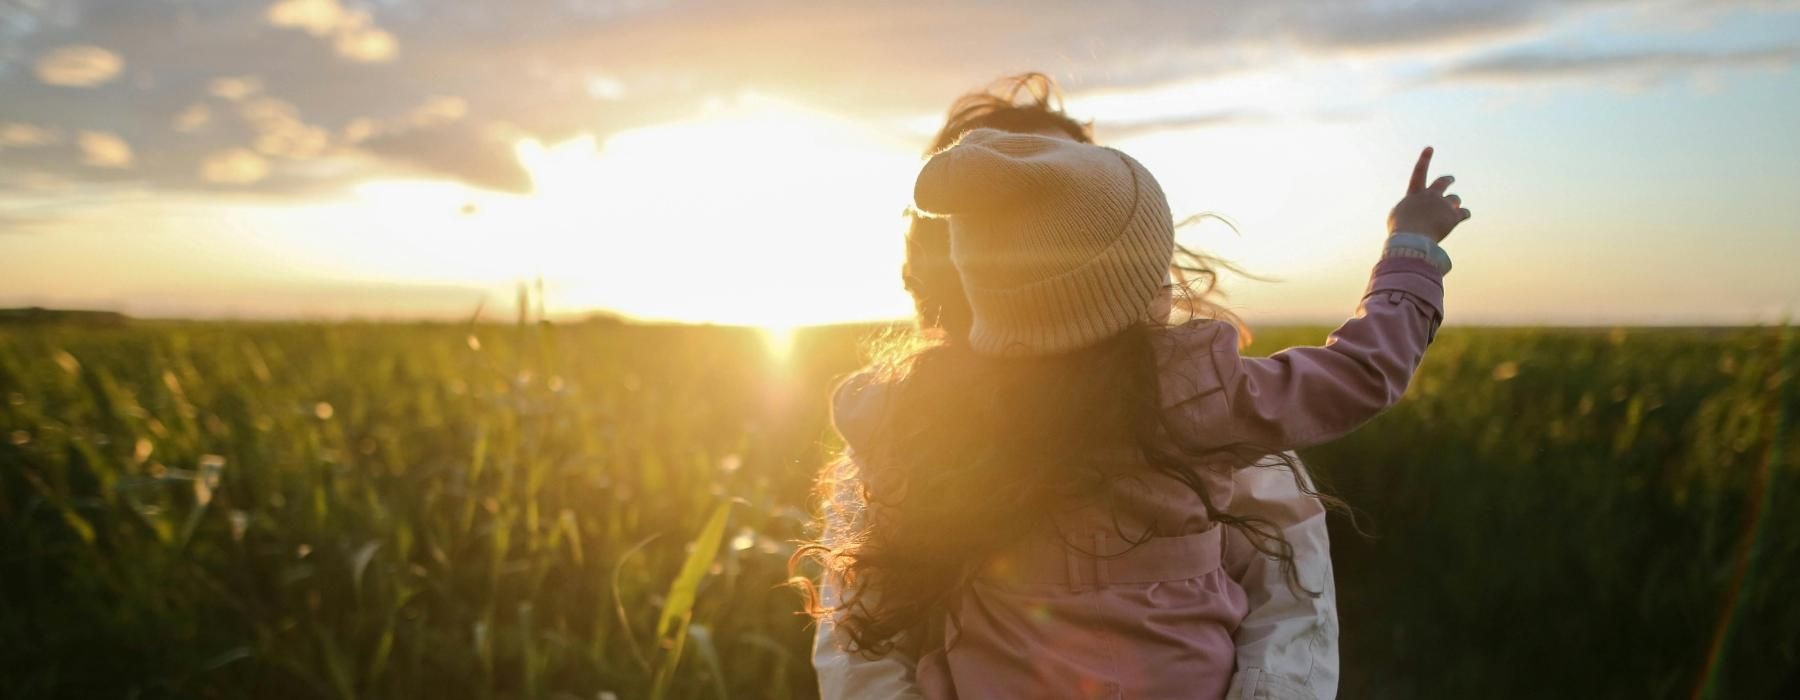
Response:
[[1, 321, 1794, 698]]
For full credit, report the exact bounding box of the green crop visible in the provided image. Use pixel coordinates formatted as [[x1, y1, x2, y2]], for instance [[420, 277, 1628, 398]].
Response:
[[1, 321, 1793, 699]]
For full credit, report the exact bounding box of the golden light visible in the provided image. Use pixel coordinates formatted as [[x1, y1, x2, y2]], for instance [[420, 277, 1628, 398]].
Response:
[[261, 93, 921, 325], [103, 85, 1400, 324], [505, 93, 921, 329], [758, 324, 799, 362]]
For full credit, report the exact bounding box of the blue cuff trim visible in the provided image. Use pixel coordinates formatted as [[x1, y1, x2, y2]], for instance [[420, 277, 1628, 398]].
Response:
[[1384, 232, 1452, 274]]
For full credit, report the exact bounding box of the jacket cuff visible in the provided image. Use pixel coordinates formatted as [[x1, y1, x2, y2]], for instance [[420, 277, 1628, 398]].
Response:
[[1365, 256, 1446, 321], [1383, 232, 1452, 274]]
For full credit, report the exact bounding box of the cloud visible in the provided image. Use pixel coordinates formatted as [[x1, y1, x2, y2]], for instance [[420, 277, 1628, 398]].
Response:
[[1098, 110, 1278, 139], [587, 75, 628, 101], [210, 76, 264, 101], [0, 123, 63, 148], [1274, 1, 1616, 50], [33, 45, 123, 87], [0, 211, 65, 235], [267, 0, 397, 63], [1, 0, 1795, 205], [341, 117, 379, 144], [200, 149, 273, 185], [0, 170, 80, 194], [333, 20, 399, 62], [265, 0, 346, 35], [408, 96, 469, 128], [77, 131, 132, 168], [1436, 44, 1800, 85], [239, 96, 331, 159], [360, 121, 533, 193], [172, 104, 212, 133]]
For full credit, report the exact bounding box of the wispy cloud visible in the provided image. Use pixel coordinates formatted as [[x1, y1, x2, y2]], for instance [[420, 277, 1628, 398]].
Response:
[[33, 44, 122, 87], [200, 148, 273, 185], [1276, 0, 1731, 53], [0, 0, 1794, 206], [0, 211, 63, 235], [266, 0, 398, 63], [1097, 110, 1277, 139], [77, 131, 132, 168], [172, 103, 212, 133], [239, 96, 331, 159], [1436, 44, 1799, 85], [360, 121, 534, 193], [1, 123, 63, 148], [210, 76, 264, 102]]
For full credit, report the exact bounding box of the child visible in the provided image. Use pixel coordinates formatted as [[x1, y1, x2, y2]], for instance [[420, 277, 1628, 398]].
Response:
[[812, 75, 1344, 700], [803, 130, 1467, 698]]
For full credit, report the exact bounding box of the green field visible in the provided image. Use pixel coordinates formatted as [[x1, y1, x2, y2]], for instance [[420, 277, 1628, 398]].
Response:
[[1, 321, 1794, 698]]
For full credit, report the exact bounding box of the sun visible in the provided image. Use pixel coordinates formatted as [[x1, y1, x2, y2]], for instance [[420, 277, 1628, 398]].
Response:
[[286, 94, 921, 326], [758, 323, 800, 361], [508, 94, 921, 329]]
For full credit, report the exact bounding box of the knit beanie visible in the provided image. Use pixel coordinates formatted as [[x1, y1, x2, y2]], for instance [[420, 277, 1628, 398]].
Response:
[[912, 128, 1175, 357]]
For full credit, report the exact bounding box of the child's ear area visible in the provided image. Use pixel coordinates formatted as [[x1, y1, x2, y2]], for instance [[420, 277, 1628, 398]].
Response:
[[1149, 283, 1174, 323]]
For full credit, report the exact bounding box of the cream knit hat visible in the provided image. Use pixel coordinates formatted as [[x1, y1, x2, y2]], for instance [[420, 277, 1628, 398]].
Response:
[[913, 128, 1175, 357]]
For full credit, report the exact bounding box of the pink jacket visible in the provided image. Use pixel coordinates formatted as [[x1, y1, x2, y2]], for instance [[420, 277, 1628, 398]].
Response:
[[821, 256, 1445, 699], [814, 455, 1338, 699]]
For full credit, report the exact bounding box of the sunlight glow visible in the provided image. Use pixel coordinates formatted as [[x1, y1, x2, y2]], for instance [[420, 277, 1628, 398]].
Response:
[[509, 94, 921, 327], [275, 94, 922, 325], [758, 324, 799, 361]]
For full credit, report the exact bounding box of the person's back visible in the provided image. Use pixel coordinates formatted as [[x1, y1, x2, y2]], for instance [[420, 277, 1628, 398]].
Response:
[[815, 130, 1469, 699]]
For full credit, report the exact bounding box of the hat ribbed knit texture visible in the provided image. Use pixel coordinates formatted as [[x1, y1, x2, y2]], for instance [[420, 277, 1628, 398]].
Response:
[[913, 128, 1175, 357]]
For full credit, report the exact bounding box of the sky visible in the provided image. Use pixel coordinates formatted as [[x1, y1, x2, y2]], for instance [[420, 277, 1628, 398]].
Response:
[[1, 0, 1797, 326]]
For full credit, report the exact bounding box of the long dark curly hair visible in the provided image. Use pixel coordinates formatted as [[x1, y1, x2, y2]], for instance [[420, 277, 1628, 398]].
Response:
[[792, 73, 1326, 658]]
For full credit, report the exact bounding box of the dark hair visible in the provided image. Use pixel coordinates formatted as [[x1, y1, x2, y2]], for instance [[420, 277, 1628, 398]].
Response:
[[793, 73, 1321, 658]]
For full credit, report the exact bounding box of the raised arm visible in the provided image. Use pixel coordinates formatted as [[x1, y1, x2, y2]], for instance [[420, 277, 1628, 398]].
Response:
[[1209, 255, 1442, 448], [1162, 147, 1470, 452]]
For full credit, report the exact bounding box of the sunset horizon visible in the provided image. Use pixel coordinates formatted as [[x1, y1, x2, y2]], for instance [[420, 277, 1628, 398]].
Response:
[[5, 1, 1798, 327], [5, 3, 1797, 698]]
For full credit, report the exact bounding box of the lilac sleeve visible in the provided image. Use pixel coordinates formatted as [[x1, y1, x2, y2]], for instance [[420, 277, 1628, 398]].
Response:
[[1178, 256, 1445, 452]]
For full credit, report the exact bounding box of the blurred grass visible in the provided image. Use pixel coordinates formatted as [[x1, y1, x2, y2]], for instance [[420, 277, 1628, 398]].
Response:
[[0, 320, 1794, 698]]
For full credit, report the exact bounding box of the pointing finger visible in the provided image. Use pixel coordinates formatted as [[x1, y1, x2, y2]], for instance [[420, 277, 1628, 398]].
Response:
[[1409, 146, 1433, 193]]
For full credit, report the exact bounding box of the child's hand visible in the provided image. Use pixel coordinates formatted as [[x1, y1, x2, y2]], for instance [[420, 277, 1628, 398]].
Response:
[[1387, 147, 1470, 243]]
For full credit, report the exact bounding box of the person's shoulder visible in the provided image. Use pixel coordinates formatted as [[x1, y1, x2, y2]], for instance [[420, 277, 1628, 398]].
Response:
[[1151, 319, 1242, 408], [1153, 318, 1241, 353], [830, 368, 894, 452]]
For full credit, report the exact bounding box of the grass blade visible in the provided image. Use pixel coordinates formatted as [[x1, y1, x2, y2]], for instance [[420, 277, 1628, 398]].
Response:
[[649, 501, 731, 700]]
